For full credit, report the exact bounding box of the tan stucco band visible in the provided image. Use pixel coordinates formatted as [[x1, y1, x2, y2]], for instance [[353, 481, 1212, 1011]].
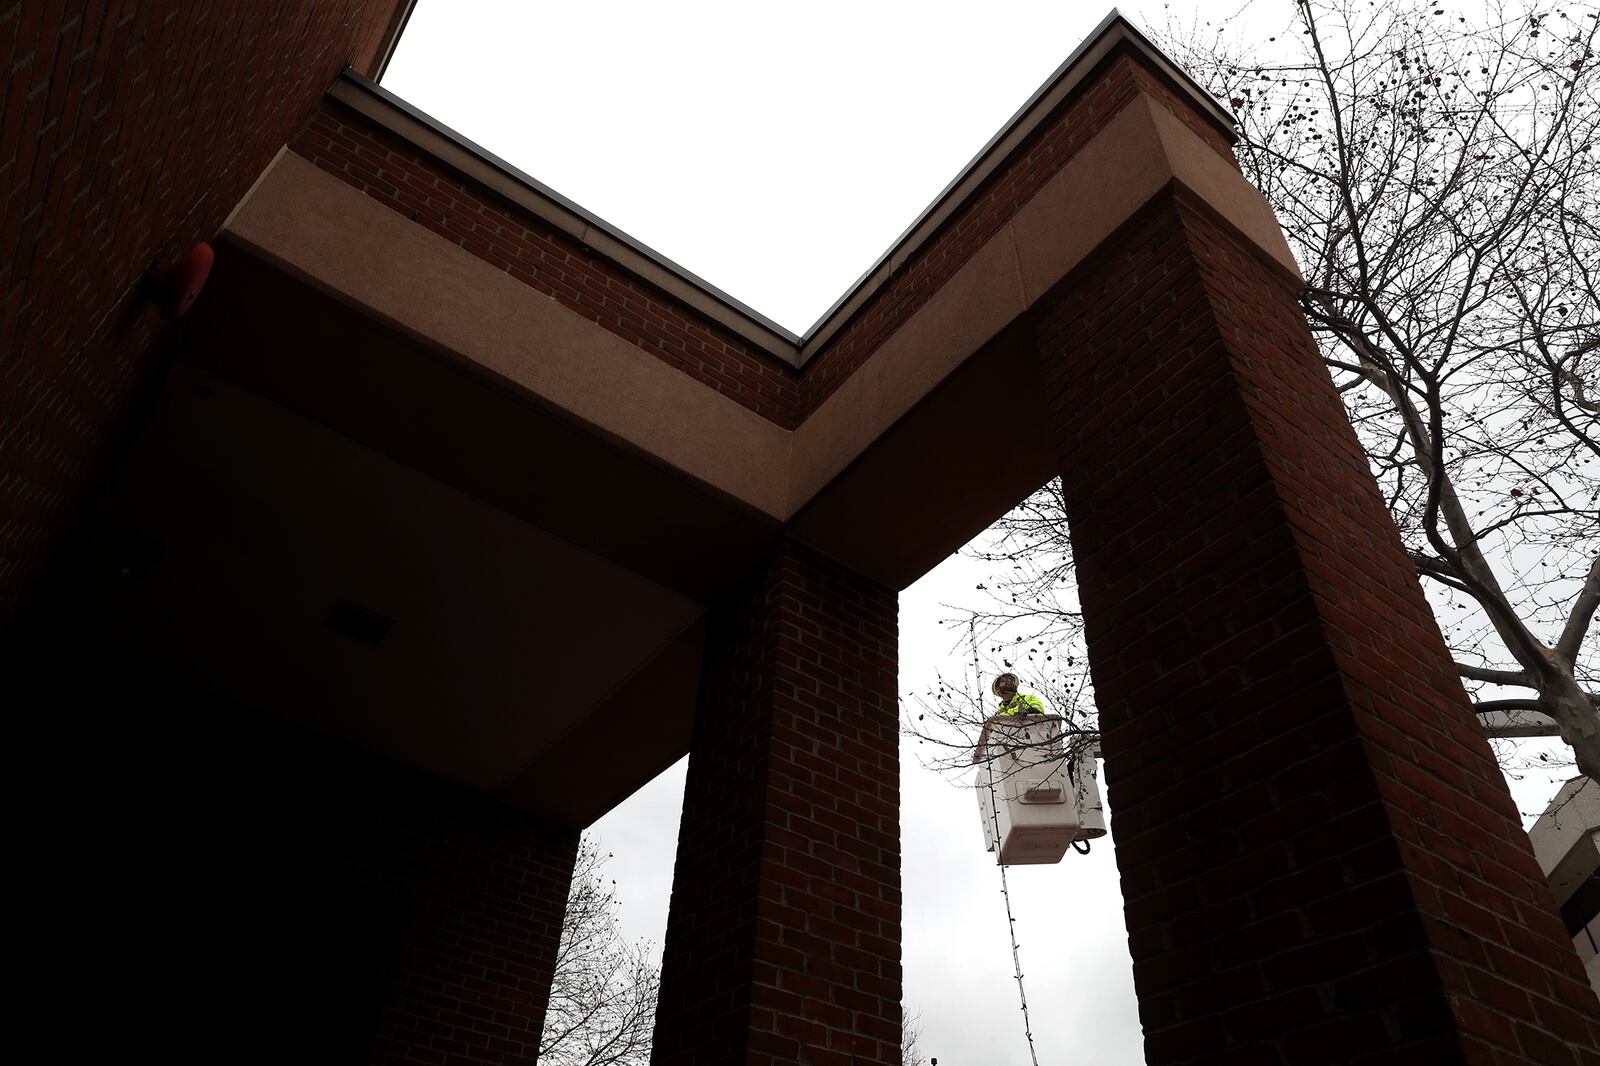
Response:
[[227, 87, 1298, 530], [224, 150, 794, 520], [788, 93, 1300, 514], [787, 225, 1028, 515]]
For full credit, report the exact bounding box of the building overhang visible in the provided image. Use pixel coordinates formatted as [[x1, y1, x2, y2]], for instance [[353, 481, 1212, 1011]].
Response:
[[66, 11, 1302, 828], [222, 63, 1292, 552], [1529, 777, 1600, 913]]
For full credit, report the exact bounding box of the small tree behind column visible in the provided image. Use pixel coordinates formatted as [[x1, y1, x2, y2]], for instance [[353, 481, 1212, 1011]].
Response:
[[538, 839, 659, 1066]]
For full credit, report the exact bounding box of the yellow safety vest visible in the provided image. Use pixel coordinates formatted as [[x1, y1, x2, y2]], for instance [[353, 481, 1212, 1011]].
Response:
[[997, 693, 1045, 716]]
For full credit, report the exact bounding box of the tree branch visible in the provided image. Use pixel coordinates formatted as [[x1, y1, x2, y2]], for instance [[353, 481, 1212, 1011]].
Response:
[[1474, 699, 1545, 713], [1455, 662, 1533, 686], [1556, 552, 1600, 667]]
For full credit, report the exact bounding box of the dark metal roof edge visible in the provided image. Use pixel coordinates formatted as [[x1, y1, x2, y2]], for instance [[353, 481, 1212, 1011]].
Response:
[[370, 0, 421, 84], [336, 70, 806, 358]]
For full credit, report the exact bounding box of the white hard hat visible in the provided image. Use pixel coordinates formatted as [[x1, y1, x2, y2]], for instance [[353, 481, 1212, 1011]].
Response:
[[991, 672, 1019, 697]]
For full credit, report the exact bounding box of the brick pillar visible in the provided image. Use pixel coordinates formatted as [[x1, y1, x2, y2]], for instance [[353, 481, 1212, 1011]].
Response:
[[368, 807, 579, 1066], [170, 706, 580, 1066], [652, 543, 901, 1065], [1038, 188, 1600, 1064], [234, 761, 579, 1065]]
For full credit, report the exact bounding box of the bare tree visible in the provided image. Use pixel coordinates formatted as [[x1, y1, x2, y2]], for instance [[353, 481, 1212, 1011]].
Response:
[[910, 0, 1600, 782], [539, 839, 659, 1066], [903, 1005, 927, 1066]]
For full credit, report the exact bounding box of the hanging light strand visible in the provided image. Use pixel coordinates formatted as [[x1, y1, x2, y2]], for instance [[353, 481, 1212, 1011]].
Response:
[[974, 621, 1043, 1066]]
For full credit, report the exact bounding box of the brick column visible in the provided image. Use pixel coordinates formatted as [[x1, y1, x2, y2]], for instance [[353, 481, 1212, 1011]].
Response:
[[652, 543, 900, 1065], [1038, 188, 1600, 1064], [177, 714, 580, 1066], [368, 806, 579, 1066]]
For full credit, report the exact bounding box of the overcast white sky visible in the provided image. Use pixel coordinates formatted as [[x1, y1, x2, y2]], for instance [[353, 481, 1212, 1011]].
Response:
[[382, 4, 1578, 1063]]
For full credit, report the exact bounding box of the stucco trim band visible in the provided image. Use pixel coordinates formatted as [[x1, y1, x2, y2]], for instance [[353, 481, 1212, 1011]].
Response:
[[222, 150, 794, 520]]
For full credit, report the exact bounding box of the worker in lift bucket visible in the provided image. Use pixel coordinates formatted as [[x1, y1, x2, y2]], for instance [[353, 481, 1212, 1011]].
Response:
[[992, 672, 1045, 716]]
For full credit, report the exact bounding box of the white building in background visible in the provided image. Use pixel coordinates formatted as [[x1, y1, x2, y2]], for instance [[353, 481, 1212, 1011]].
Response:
[[1529, 777, 1600, 999]]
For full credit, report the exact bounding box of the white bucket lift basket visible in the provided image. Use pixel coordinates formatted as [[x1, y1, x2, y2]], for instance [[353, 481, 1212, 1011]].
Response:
[[974, 714, 1106, 865]]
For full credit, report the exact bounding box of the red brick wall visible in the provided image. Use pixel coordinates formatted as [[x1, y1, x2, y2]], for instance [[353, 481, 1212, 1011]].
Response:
[[289, 103, 800, 428], [1034, 185, 1600, 1064], [797, 47, 1237, 422], [653, 542, 900, 1065], [0, 0, 401, 624]]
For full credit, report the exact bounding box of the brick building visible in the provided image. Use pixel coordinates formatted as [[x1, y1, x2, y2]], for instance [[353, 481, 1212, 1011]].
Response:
[[4, 4, 1597, 1063]]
